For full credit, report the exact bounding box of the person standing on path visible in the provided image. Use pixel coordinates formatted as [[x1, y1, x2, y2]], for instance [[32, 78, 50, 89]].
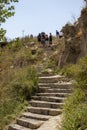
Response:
[[49, 33, 53, 47], [84, 0, 87, 7], [45, 34, 49, 47], [56, 30, 59, 38], [37, 33, 41, 45]]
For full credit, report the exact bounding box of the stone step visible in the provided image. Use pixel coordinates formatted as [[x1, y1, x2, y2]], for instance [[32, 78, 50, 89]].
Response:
[[39, 73, 54, 77], [32, 96, 66, 102], [38, 87, 50, 92], [22, 112, 52, 121], [38, 83, 72, 89], [17, 117, 44, 129], [27, 107, 62, 116], [29, 100, 64, 109], [39, 79, 58, 83], [39, 88, 72, 93], [39, 75, 65, 79], [39, 75, 65, 83], [39, 75, 69, 83], [8, 74, 71, 130], [37, 92, 70, 97], [8, 124, 30, 130]]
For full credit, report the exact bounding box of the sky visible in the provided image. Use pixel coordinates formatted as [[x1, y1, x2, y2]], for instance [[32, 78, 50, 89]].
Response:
[[2, 0, 85, 39]]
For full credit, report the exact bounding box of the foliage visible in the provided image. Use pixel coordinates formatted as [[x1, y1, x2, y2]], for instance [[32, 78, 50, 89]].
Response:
[[0, 28, 6, 41], [8, 38, 24, 51], [0, 67, 38, 129], [76, 56, 87, 89], [46, 59, 57, 69], [0, 0, 19, 24], [60, 64, 80, 78], [60, 56, 87, 130], [0, 100, 27, 130], [0, 0, 19, 40], [10, 67, 38, 100], [61, 56, 87, 89], [61, 89, 87, 130]]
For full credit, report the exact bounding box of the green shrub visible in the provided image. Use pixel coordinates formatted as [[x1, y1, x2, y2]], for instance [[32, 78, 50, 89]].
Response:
[[60, 56, 87, 89], [76, 56, 87, 89], [60, 64, 80, 78], [7, 38, 23, 52], [0, 67, 38, 129], [0, 100, 27, 130], [61, 89, 87, 130], [10, 67, 38, 100], [60, 56, 87, 130], [62, 103, 87, 130]]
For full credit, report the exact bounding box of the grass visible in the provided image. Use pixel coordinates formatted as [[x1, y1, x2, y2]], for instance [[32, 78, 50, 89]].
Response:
[[0, 66, 38, 130], [60, 56, 87, 130], [61, 89, 87, 130], [0, 37, 40, 130]]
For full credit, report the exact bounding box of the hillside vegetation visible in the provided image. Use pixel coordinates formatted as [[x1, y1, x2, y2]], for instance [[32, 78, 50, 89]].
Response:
[[59, 5, 87, 130], [0, 35, 65, 130], [0, 37, 40, 129], [60, 56, 87, 130], [0, 5, 87, 130]]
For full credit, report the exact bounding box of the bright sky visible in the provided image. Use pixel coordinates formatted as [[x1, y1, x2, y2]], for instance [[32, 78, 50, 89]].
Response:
[[2, 0, 85, 39]]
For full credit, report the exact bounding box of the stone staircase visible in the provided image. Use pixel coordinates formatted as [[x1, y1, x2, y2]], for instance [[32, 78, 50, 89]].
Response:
[[8, 74, 72, 130]]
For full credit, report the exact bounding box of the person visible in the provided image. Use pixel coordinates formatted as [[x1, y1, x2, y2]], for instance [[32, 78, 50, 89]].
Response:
[[45, 34, 49, 46], [56, 30, 59, 38], [49, 33, 52, 47], [41, 32, 46, 47], [30, 34, 33, 39], [84, 0, 87, 7], [59, 31, 63, 39], [37, 33, 41, 43]]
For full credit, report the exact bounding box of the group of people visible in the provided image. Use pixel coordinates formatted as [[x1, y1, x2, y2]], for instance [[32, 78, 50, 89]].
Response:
[[37, 32, 52, 47], [37, 30, 63, 47]]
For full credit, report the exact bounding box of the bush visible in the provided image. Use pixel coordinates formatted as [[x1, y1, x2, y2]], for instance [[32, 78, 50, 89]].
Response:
[[60, 56, 87, 90], [0, 67, 38, 129], [60, 64, 80, 78], [60, 56, 87, 130], [10, 67, 38, 100], [76, 56, 87, 89], [0, 100, 27, 130], [61, 89, 87, 130], [8, 38, 23, 51]]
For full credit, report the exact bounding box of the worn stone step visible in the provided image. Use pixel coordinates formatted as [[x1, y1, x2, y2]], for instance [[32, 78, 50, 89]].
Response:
[[39, 75, 65, 83], [39, 73, 54, 77], [39, 79, 58, 83], [39, 87, 50, 91], [32, 96, 66, 102], [39, 75, 65, 79], [27, 107, 62, 116], [17, 117, 44, 129], [37, 92, 70, 97], [22, 112, 52, 121], [39, 88, 72, 93], [39, 75, 69, 83], [8, 124, 30, 130], [38, 83, 72, 89], [29, 100, 64, 109]]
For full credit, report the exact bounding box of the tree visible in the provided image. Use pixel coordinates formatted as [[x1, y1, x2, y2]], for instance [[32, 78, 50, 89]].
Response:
[[0, 0, 19, 41]]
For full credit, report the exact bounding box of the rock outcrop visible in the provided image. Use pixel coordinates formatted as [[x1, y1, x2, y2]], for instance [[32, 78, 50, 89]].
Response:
[[59, 6, 87, 67]]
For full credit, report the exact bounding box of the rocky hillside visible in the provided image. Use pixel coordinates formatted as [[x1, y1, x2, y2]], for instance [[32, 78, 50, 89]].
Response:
[[59, 6, 87, 67]]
